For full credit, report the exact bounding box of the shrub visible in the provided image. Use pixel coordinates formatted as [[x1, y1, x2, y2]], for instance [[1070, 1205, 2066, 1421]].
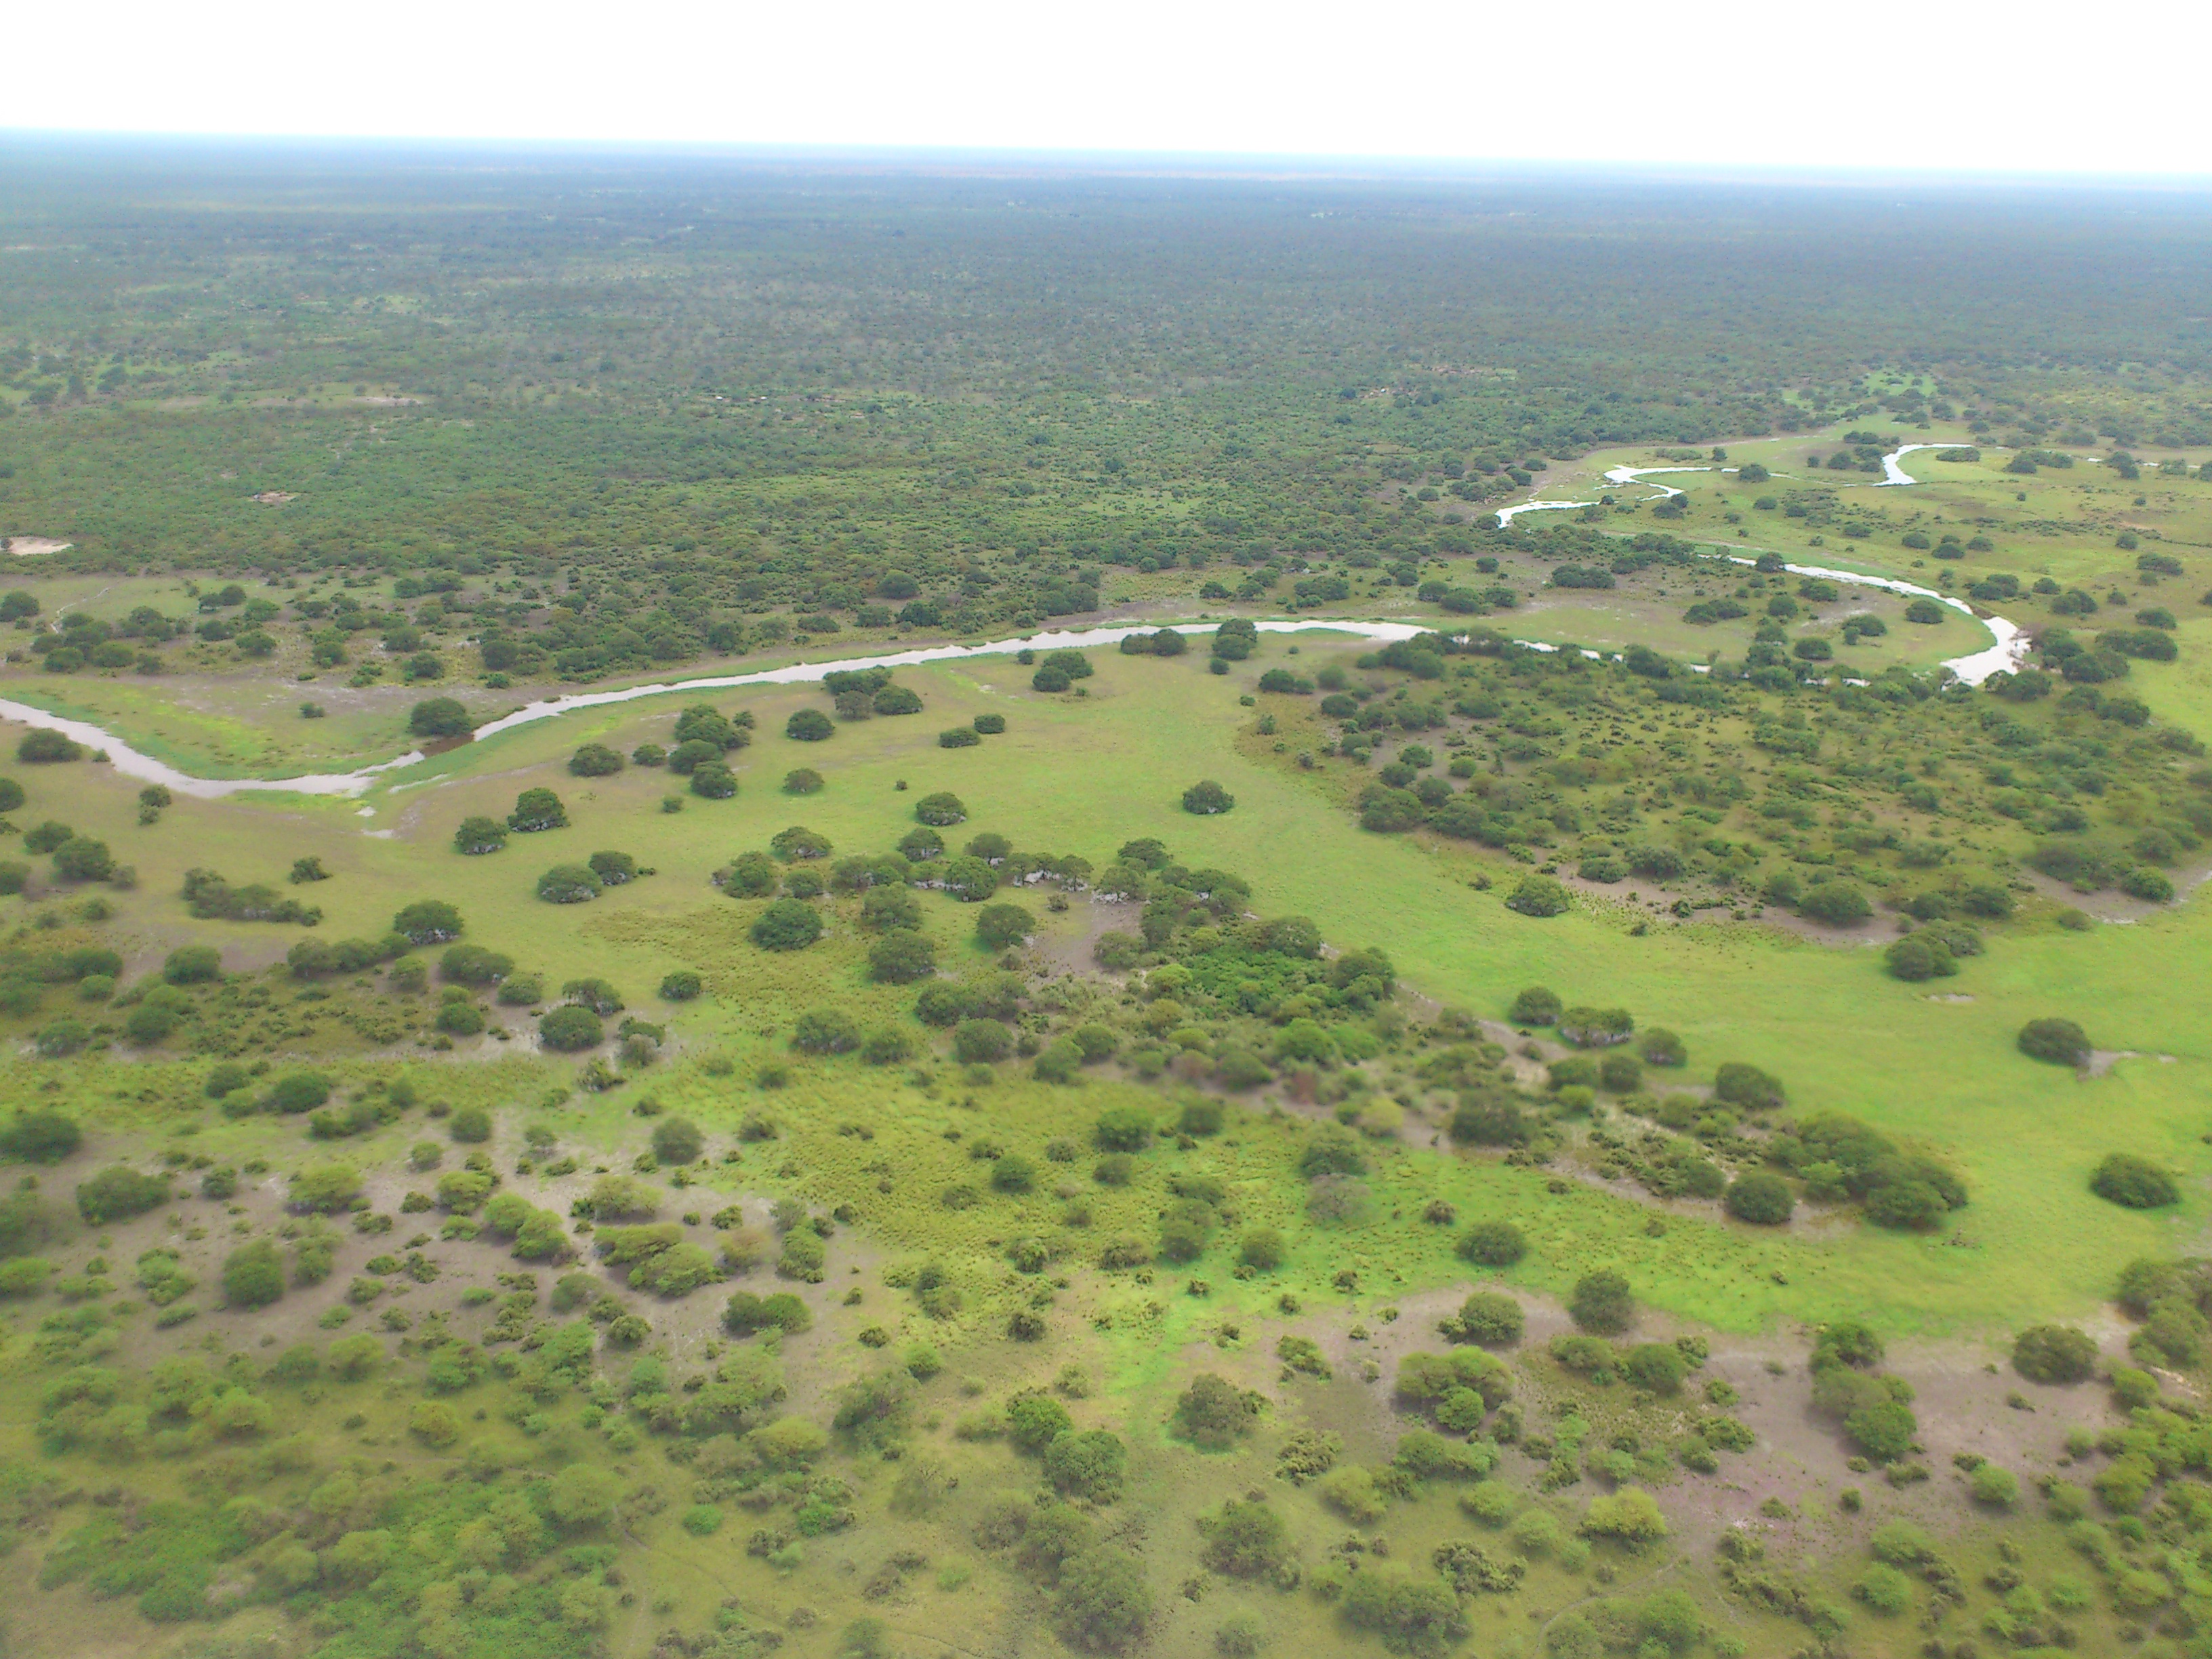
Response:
[[2019, 1017, 2091, 1066], [569, 743, 623, 776], [17, 729, 82, 763], [1182, 779, 1234, 815], [1844, 1399, 1917, 1462], [1459, 1221, 1527, 1266], [222, 1240, 285, 1308], [1094, 1107, 1152, 1153], [867, 931, 936, 984], [1883, 934, 1957, 981], [792, 1008, 861, 1054], [76, 1164, 168, 1223], [952, 1019, 1012, 1064], [752, 899, 823, 951], [507, 788, 568, 832], [688, 762, 736, 798], [1505, 876, 1570, 916], [660, 970, 702, 1000], [2013, 1323, 2097, 1384], [0, 1109, 80, 1164], [1853, 1561, 1914, 1616], [1052, 1545, 1151, 1654], [1580, 1487, 1667, 1544], [1723, 1172, 1794, 1225], [1970, 1463, 2020, 1507], [975, 903, 1033, 949], [409, 698, 472, 738], [1622, 1343, 1686, 1393], [453, 815, 507, 855], [50, 838, 114, 882], [1711, 1063, 1784, 1109], [1455, 1292, 1523, 1347], [2092, 1153, 2178, 1209], [539, 1006, 605, 1050], [537, 863, 602, 904], [1569, 1270, 1633, 1333], [164, 944, 222, 984], [1508, 986, 1561, 1025], [913, 792, 968, 827], [1799, 880, 1871, 926], [1237, 1227, 1284, 1271]]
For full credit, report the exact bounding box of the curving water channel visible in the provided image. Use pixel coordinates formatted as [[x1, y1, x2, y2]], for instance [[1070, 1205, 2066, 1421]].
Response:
[[0, 438, 2024, 800]]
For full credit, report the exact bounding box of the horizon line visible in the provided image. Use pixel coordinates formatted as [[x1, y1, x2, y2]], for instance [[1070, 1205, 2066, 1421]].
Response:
[[3, 131, 2211, 192]]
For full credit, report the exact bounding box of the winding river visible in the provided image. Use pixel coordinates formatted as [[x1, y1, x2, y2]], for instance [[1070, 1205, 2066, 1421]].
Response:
[[0, 440, 2024, 800]]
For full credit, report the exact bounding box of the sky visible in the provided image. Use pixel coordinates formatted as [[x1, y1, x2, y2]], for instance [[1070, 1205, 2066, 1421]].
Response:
[[5, 0, 2207, 178]]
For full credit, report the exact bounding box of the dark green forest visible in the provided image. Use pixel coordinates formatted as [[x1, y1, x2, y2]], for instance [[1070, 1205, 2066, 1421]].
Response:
[[3, 146, 2212, 651]]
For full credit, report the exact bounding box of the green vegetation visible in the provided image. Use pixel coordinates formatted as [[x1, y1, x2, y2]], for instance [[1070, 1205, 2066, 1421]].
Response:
[[3, 150, 2212, 1659]]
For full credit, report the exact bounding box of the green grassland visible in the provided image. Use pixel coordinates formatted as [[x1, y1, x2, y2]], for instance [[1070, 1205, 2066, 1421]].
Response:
[[9, 153, 2212, 1659]]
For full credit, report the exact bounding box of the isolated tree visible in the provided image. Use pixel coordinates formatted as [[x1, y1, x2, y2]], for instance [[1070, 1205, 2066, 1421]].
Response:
[[536, 865, 602, 904], [392, 900, 464, 943], [751, 899, 823, 951], [1569, 1269, 1634, 1334], [975, 903, 1033, 949], [2018, 1017, 2091, 1066], [453, 815, 507, 855], [651, 1117, 703, 1165], [538, 1006, 604, 1050], [222, 1240, 285, 1309], [2091, 1152, 2179, 1209], [1181, 779, 1234, 815], [2013, 1324, 2098, 1384], [409, 698, 472, 739], [507, 788, 568, 832]]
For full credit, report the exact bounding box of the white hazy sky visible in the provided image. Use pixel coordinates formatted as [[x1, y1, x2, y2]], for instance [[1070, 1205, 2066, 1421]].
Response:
[[5, 0, 2207, 177]]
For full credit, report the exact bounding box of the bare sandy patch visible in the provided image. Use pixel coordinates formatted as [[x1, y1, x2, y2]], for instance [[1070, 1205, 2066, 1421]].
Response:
[[4, 536, 71, 556]]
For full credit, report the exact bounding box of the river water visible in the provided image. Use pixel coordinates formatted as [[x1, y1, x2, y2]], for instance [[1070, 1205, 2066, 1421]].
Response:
[[0, 442, 2027, 798]]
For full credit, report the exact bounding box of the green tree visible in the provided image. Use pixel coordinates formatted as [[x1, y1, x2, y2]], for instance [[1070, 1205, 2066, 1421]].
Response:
[[0, 1109, 79, 1164], [1181, 779, 1234, 815], [223, 1240, 285, 1309], [868, 930, 936, 983], [1458, 1220, 1525, 1266], [1175, 1375, 1264, 1452], [752, 899, 823, 951], [2019, 1017, 2091, 1065], [1570, 1269, 1633, 1334], [453, 815, 507, 855], [1723, 1172, 1794, 1225], [75, 1165, 168, 1223], [409, 697, 472, 739], [1054, 1547, 1151, 1654], [975, 903, 1033, 948], [2013, 1324, 2097, 1385], [651, 1117, 703, 1165], [507, 788, 568, 832], [2091, 1153, 2177, 1208], [539, 1006, 604, 1050], [392, 899, 464, 943]]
